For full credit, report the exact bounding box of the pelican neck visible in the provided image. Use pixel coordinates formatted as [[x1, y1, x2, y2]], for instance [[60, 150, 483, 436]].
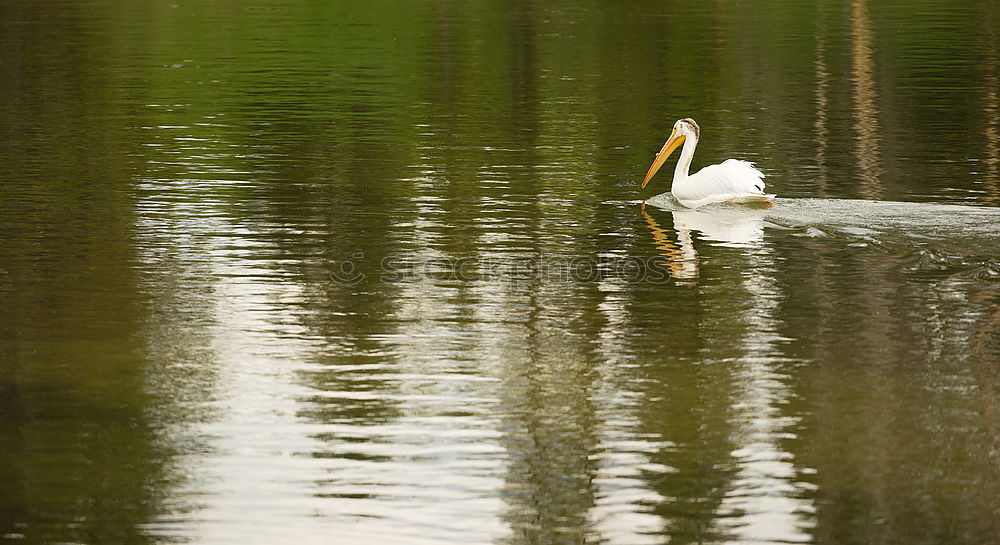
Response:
[[672, 134, 698, 185]]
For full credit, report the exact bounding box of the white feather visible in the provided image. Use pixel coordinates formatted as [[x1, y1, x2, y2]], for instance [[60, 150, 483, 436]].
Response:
[[672, 159, 770, 209]]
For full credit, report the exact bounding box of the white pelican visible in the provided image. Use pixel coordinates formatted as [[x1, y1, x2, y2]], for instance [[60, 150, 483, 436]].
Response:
[[642, 118, 773, 208]]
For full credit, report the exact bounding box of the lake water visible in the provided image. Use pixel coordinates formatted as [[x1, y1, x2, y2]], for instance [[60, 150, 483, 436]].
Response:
[[2, 1, 999, 543]]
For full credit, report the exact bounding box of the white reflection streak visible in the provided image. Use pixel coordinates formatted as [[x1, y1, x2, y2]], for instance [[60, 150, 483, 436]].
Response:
[[716, 243, 815, 544], [135, 126, 330, 543], [197, 241, 330, 545], [639, 204, 814, 541], [329, 173, 506, 545], [590, 269, 665, 545]]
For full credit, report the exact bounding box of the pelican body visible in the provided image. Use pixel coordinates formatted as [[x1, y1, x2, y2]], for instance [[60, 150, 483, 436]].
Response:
[[642, 118, 773, 208]]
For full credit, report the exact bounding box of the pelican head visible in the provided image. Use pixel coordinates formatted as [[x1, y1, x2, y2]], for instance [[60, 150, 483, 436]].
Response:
[[642, 118, 701, 188]]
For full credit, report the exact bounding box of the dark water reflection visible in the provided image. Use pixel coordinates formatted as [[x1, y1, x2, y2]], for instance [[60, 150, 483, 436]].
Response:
[[2, 0, 1000, 543]]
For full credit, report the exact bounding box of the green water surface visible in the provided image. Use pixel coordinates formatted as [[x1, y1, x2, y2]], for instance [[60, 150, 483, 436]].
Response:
[[2, 1, 999, 544]]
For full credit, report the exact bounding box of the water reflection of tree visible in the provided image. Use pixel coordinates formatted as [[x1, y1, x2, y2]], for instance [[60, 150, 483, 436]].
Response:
[[635, 205, 813, 543], [980, 19, 1000, 205], [779, 243, 1000, 544], [814, 2, 831, 196], [486, 6, 605, 542], [850, 0, 883, 200], [0, 3, 186, 541], [6, 0, 1000, 543], [495, 331, 602, 545]]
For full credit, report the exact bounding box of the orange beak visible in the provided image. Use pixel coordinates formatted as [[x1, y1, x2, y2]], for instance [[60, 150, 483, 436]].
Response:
[[641, 128, 686, 188]]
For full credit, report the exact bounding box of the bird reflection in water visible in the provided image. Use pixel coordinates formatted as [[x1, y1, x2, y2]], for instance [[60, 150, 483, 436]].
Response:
[[640, 201, 767, 281], [641, 203, 699, 280]]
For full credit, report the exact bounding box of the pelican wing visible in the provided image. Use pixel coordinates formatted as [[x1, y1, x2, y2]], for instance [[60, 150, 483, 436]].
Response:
[[672, 159, 769, 208]]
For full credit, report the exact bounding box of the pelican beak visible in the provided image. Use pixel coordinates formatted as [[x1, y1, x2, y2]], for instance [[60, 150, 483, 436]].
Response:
[[642, 128, 685, 188]]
